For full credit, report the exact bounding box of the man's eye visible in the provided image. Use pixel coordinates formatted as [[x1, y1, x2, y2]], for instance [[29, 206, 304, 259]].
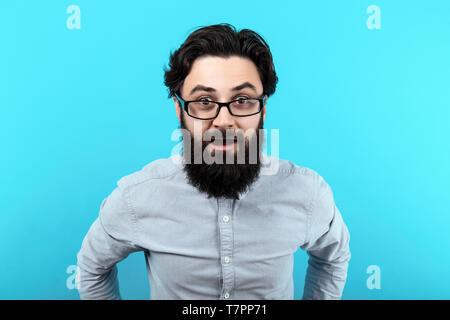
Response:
[[235, 96, 249, 103]]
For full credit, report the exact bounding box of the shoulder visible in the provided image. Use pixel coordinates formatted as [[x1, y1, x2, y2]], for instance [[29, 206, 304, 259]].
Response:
[[116, 154, 183, 190], [263, 155, 334, 209], [264, 155, 329, 190], [267, 157, 338, 241]]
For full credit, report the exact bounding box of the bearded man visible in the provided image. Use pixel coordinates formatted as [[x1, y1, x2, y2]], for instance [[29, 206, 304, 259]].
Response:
[[76, 23, 351, 300]]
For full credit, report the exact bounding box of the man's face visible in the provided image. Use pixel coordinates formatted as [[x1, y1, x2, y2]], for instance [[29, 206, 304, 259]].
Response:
[[174, 55, 267, 158], [173, 55, 268, 199]]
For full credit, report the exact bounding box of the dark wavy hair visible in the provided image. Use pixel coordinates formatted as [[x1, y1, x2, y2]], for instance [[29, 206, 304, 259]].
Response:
[[163, 23, 278, 99]]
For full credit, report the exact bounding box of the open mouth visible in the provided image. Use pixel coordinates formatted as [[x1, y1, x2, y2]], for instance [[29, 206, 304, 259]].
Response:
[[210, 136, 237, 146], [209, 136, 238, 150]]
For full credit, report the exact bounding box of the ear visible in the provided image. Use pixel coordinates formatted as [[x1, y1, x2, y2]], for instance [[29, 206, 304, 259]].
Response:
[[173, 96, 182, 124], [262, 94, 267, 122]]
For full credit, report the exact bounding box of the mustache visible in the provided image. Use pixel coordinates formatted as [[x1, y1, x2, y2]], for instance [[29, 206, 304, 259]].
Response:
[[202, 128, 245, 142]]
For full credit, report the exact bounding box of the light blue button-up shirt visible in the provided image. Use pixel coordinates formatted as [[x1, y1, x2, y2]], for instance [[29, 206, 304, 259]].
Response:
[[76, 154, 351, 300]]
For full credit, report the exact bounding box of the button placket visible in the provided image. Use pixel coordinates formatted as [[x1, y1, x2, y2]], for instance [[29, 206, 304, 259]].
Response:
[[218, 198, 234, 299]]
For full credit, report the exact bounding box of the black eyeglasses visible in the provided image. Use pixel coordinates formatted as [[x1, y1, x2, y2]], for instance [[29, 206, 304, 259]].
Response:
[[174, 92, 266, 120]]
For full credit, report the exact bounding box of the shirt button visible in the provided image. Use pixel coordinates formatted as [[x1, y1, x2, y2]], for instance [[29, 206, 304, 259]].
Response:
[[224, 292, 230, 299], [222, 215, 230, 223], [224, 256, 231, 264]]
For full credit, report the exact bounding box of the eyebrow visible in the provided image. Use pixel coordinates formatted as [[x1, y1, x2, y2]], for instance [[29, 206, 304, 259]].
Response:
[[189, 82, 257, 96]]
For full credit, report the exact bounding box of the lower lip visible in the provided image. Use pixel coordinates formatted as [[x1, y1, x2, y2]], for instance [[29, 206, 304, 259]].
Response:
[[210, 141, 237, 150]]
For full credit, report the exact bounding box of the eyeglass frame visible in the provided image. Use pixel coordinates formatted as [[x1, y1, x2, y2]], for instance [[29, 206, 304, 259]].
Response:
[[174, 92, 267, 120]]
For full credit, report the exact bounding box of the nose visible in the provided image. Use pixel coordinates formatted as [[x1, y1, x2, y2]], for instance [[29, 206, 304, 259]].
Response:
[[211, 105, 235, 128]]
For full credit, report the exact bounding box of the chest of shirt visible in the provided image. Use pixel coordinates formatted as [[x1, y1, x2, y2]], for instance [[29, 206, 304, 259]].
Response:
[[128, 177, 309, 261]]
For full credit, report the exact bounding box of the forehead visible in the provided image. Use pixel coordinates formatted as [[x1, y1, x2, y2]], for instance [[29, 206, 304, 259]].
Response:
[[182, 55, 262, 96]]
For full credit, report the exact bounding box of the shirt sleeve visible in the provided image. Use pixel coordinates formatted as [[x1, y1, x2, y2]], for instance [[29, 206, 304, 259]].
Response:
[[76, 184, 143, 300], [300, 175, 351, 300]]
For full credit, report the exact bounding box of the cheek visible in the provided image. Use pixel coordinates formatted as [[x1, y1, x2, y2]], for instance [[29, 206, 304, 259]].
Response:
[[237, 118, 261, 136], [187, 119, 213, 140]]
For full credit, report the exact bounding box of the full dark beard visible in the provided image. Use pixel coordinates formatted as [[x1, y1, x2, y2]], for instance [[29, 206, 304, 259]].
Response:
[[180, 114, 264, 200]]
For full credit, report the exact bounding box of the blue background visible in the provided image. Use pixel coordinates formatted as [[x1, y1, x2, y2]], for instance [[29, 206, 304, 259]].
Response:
[[1, 0, 449, 299]]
